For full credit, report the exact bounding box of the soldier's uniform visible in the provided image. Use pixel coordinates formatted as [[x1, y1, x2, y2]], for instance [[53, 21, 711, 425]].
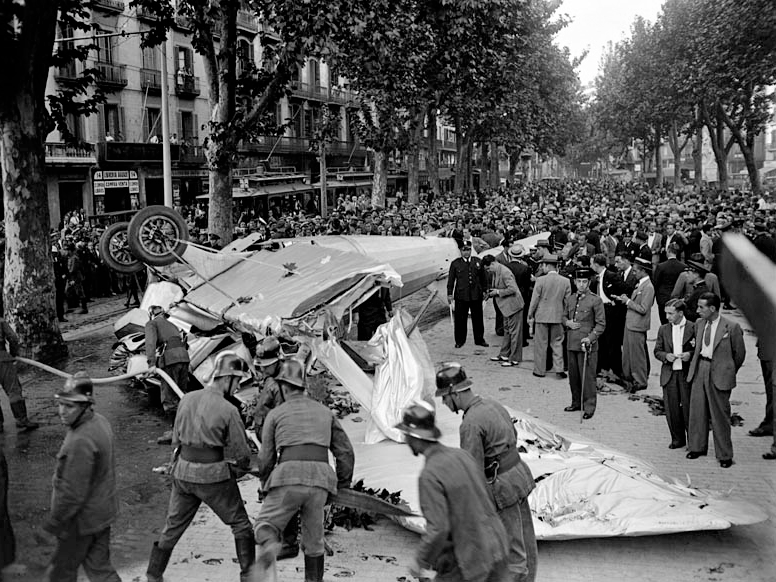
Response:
[[145, 309, 190, 414], [565, 282, 606, 417]]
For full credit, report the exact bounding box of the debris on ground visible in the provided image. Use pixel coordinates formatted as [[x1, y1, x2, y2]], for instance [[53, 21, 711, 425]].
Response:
[[627, 394, 666, 416], [326, 479, 406, 531], [730, 413, 744, 427]]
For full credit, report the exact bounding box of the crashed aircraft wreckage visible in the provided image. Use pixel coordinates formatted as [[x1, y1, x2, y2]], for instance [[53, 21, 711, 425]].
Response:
[[100, 206, 766, 540]]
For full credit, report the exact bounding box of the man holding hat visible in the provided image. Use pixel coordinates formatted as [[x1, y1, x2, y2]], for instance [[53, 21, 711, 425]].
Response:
[[564, 267, 606, 418], [395, 400, 510, 582], [146, 352, 256, 582], [45, 372, 120, 581], [527, 254, 571, 378], [436, 363, 538, 581], [254, 359, 354, 582], [447, 240, 489, 349], [614, 258, 655, 393], [145, 305, 190, 418]]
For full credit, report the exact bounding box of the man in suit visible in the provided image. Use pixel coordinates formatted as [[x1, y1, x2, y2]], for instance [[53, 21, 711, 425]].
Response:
[[686, 293, 746, 468], [654, 299, 696, 449], [681, 260, 710, 322], [614, 251, 639, 296], [634, 231, 652, 263], [614, 258, 654, 393], [506, 243, 533, 345], [564, 267, 606, 419], [647, 221, 663, 268], [662, 221, 686, 262], [591, 254, 626, 381], [653, 243, 687, 325], [600, 224, 618, 268], [527, 255, 571, 378], [671, 253, 721, 301], [483, 255, 524, 366], [447, 240, 489, 349]]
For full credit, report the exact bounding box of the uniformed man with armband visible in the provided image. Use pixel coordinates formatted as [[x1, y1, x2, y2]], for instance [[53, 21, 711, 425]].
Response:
[[253, 359, 354, 582], [146, 352, 255, 582], [437, 363, 538, 582]]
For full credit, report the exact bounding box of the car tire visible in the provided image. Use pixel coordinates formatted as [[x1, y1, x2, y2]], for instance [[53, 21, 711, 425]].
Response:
[[127, 205, 189, 266], [98, 221, 144, 274]]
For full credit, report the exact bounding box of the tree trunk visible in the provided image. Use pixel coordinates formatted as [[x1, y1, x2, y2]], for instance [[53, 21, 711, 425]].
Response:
[[693, 106, 703, 193], [479, 142, 488, 189], [372, 150, 387, 208], [702, 102, 729, 191], [490, 141, 500, 189], [407, 114, 424, 205], [508, 149, 519, 185], [655, 123, 663, 187], [669, 120, 681, 189], [740, 135, 763, 196], [0, 99, 66, 361], [454, 124, 466, 195], [466, 138, 474, 192], [427, 107, 440, 198]]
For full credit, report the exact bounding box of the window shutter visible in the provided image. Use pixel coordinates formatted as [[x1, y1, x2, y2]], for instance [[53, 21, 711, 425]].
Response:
[[177, 111, 182, 138], [193, 114, 199, 143], [118, 106, 125, 141], [98, 104, 106, 138]]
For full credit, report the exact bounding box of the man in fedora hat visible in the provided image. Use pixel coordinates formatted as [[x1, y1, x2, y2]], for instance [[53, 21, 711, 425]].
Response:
[[564, 267, 606, 419], [45, 373, 120, 581], [681, 260, 710, 322], [614, 258, 655, 393], [506, 244, 533, 345], [395, 400, 510, 582], [254, 359, 354, 582], [527, 254, 571, 379]]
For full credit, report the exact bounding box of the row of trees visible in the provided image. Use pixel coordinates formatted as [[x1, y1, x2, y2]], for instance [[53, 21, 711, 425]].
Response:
[[0, 0, 581, 354], [589, 0, 776, 194]]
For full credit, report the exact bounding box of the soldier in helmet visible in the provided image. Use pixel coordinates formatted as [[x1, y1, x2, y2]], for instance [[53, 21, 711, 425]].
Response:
[[254, 359, 354, 582], [395, 400, 510, 582], [252, 337, 301, 560], [43, 372, 121, 581], [145, 304, 190, 418], [435, 362, 538, 582], [146, 352, 255, 582]]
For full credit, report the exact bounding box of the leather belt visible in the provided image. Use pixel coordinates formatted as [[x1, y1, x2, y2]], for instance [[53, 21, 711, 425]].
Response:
[[165, 337, 184, 349], [699, 356, 712, 362], [180, 445, 224, 463], [484, 448, 521, 479], [278, 444, 329, 463]]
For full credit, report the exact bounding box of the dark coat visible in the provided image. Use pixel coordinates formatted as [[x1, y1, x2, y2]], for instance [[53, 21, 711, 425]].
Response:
[[447, 257, 487, 302], [654, 319, 696, 386], [653, 258, 687, 304]]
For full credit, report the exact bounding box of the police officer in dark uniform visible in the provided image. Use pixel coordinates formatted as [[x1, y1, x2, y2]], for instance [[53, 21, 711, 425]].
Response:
[[564, 267, 606, 419], [447, 240, 489, 348], [254, 360, 354, 582], [145, 305, 190, 416], [436, 363, 538, 582], [146, 352, 255, 582]]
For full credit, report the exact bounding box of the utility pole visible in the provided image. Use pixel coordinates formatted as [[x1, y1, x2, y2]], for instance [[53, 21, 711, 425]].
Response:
[[160, 39, 174, 207], [319, 141, 328, 218]]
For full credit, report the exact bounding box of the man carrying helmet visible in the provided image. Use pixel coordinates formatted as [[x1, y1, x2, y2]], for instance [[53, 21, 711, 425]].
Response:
[[44, 372, 121, 581], [436, 363, 538, 582], [146, 352, 255, 582], [254, 359, 354, 582], [395, 400, 510, 582], [145, 304, 190, 418], [252, 337, 301, 560]]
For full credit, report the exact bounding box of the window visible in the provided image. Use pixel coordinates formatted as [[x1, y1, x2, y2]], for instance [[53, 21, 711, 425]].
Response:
[[304, 105, 320, 137], [66, 113, 84, 142], [142, 44, 159, 70], [178, 110, 198, 143], [103, 104, 123, 140], [237, 39, 254, 75], [309, 59, 320, 87], [290, 104, 302, 137], [177, 46, 193, 74], [145, 107, 161, 141], [96, 29, 115, 64]]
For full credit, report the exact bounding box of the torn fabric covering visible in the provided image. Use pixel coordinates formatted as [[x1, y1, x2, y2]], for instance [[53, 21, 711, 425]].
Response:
[[365, 309, 436, 444], [339, 401, 767, 539], [180, 244, 401, 332]]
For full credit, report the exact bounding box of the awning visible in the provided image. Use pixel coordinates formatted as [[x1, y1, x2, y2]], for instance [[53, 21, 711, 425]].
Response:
[[311, 179, 373, 189], [197, 182, 314, 199]]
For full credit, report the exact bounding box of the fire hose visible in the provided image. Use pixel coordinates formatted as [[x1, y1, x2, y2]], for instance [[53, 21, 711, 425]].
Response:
[[15, 357, 185, 399]]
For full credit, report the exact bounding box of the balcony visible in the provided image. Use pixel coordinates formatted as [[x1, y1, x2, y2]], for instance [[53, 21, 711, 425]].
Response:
[[174, 14, 192, 30], [54, 62, 80, 84], [258, 20, 280, 41], [93, 0, 124, 13], [329, 86, 356, 105], [99, 142, 180, 163], [175, 73, 200, 98], [237, 10, 259, 33], [135, 5, 159, 21], [140, 68, 162, 94], [95, 62, 128, 89], [45, 142, 96, 165], [178, 144, 206, 165], [238, 136, 366, 157], [290, 80, 329, 102]]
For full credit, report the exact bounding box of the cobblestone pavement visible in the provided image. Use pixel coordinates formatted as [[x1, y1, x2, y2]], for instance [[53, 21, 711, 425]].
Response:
[[2, 291, 775, 581]]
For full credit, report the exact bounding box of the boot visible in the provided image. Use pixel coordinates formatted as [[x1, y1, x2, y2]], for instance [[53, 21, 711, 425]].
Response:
[[277, 514, 300, 560], [304, 554, 324, 582], [235, 537, 256, 582], [146, 542, 173, 582], [11, 401, 39, 431]]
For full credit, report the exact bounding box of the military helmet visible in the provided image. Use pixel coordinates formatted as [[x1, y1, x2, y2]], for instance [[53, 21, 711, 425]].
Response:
[[395, 400, 441, 442], [212, 351, 251, 379], [55, 372, 94, 404], [434, 362, 472, 397], [256, 336, 281, 367], [276, 359, 306, 389]]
